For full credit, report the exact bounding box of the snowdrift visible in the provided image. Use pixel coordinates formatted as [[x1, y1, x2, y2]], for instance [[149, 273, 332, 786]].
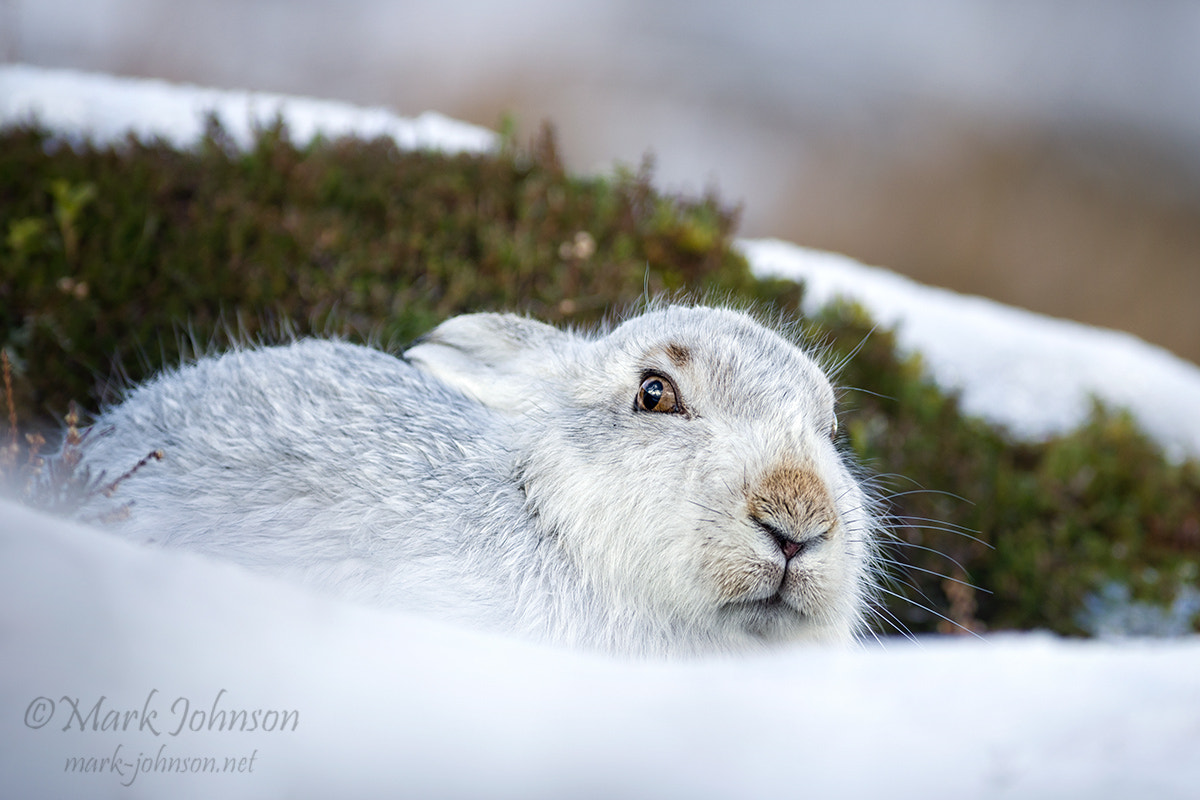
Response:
[[3, 498, 1199, 799]]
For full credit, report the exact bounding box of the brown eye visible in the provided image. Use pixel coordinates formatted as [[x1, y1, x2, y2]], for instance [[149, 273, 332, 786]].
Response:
[[636, 375, 680, 413]]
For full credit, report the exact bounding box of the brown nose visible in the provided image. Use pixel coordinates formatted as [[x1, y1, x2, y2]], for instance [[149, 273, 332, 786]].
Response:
[[748, 464, 837, 560]]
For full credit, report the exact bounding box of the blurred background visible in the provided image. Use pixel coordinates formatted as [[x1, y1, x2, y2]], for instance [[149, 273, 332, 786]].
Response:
[[5, 0, 1199, 365]]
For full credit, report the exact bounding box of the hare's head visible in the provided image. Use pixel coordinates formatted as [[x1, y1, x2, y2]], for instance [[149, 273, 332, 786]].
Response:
[[407, 305, 875, 649]]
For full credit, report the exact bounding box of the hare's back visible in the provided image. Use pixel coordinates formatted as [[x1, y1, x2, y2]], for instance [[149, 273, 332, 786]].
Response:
[[75, 339, 497, 544]]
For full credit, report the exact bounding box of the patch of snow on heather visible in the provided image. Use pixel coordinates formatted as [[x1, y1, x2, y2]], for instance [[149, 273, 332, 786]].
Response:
[[1079, 582, 1200, 639], [741, 238, 1200, 462], [0, 64, 496, 153]]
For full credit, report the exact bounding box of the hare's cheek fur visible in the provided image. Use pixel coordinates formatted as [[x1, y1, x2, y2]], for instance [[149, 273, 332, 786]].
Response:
[[524, 405, 868, 642], [521, 413, 709, 616]]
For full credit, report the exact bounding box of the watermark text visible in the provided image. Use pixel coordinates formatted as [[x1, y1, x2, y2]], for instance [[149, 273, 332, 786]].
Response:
[[25, 689, 298, 737], [63, 743, 259, 788]]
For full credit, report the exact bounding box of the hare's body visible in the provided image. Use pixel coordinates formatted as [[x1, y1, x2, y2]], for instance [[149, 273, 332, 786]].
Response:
[[75, 306, 877, 655]]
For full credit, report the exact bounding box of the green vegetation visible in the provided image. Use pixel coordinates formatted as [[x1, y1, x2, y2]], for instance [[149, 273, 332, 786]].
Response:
[[2, 119, 1197, 636]]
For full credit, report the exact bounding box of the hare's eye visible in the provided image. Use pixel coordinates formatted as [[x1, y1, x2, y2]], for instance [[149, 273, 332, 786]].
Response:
[[636, 375, 680, 413]]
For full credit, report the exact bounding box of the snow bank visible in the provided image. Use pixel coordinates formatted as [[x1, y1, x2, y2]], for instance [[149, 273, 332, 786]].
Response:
[[743, 238, 1200, 461], [0, 64, 496, 153], [3, 498, 1198, 799]]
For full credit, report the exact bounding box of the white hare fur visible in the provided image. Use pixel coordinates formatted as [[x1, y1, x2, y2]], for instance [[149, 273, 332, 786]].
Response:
[[74, 305, 877, 656]]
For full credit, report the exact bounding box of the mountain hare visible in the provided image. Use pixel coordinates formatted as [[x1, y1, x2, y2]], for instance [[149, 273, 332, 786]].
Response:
[[73, 305, 878, 655]]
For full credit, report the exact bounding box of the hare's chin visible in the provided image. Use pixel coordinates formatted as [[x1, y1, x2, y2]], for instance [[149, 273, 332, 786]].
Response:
[[723, 591, 804, 621]]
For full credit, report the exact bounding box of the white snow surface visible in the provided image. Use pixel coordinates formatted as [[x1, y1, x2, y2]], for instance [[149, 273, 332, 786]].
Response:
[[0, 63, 497, 153], [3, 65, 1200, 797], [3, 498, 1198, 799], [743, 238, 1200, 462]]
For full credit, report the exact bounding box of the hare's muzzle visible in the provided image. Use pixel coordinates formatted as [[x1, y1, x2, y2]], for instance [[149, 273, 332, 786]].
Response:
[[746, 463, 838, 560]]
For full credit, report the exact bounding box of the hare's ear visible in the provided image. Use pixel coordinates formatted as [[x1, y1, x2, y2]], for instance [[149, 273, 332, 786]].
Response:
[[404, 313, 571, 412]]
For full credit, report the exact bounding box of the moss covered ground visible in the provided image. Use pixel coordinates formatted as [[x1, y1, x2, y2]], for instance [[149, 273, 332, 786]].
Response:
[[2, 119, 1197, 636]]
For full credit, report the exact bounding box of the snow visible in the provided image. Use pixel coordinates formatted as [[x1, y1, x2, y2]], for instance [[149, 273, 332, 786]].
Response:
[[743, 238, 1200, 462], [3, 497, 1198, 799], [3, 65, 1199, 798], [0, 64, 497, 153], [1079, 582, 1200, 638]]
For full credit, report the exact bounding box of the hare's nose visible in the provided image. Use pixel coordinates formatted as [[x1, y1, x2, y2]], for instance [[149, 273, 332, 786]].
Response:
[[747, 463, 837, 561], [752, 515, 828, 561]]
